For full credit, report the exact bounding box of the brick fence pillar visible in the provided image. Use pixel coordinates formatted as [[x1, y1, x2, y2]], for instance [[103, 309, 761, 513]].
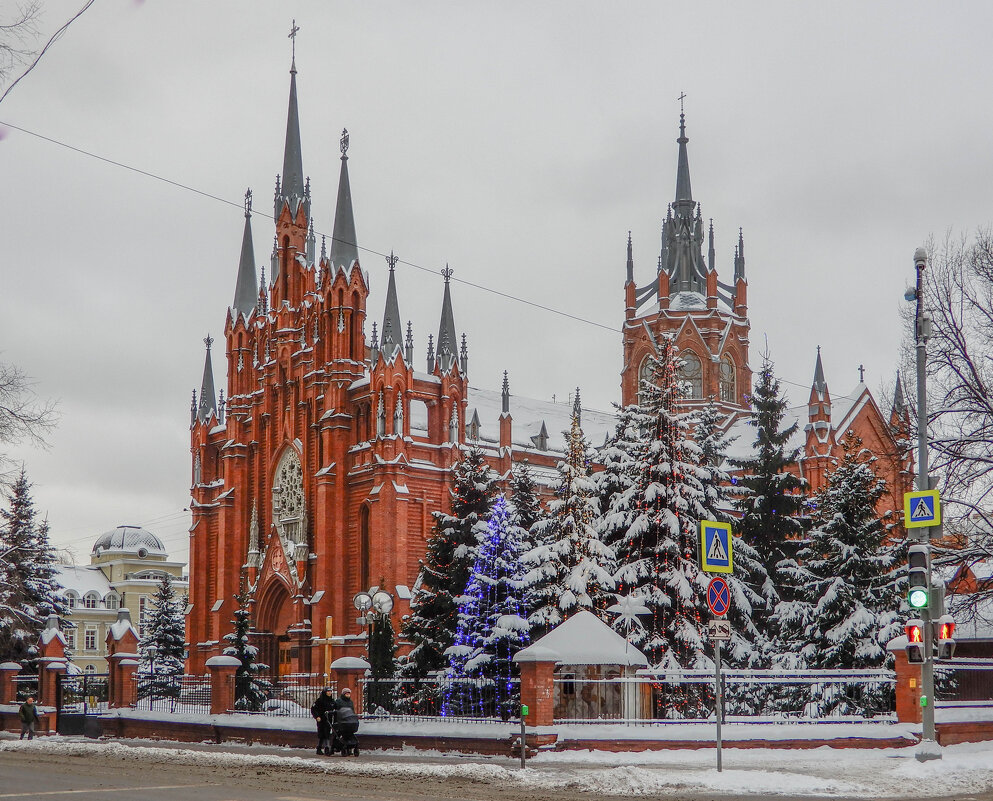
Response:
[[206, 655, 241, 715], [329, 657, 370, 714], [889, 636, 922, 724], [513, 645, 560, 727], [118, 660, 139, 708], [0, 662, 20, 704], [39, 661, 67, 709]]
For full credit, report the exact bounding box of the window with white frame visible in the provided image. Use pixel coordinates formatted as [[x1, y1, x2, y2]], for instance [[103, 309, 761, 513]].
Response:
[[84, 629, 97, 651], [84, 664, 96, 674], [83, 592, 99, 609], [138, 596, 148, 635], [66, 593, 77, 610], [105, 593, 119, 610], [65, 630, 76, 651]]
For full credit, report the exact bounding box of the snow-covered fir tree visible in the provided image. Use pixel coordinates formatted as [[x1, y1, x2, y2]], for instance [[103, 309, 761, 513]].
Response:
[[0, 467, 67, 664], [730, 354, 807, 634], [400, 446, 497, 683], [443, 496, 529, 719], [509, 459, 542, 534], [366, 614, 397, 714], [774, 433, 902, 715], [612, 336, 712, 694], [525, 393, 613, 638], [691, 398, 766, 674], [138, 573, 186, 702], [223, 579, 271, 711], [594, 402, 651, 559]]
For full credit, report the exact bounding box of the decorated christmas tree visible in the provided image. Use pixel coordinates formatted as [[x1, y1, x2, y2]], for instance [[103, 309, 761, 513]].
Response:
[[138, 573, 186, 703], [525, 392, 613, 638], [366, 613, 398, 714], [223, 579, 271, 711], [399, 447, 497, 687], [443, 496, 529, 719], [611, 336, 712, 714]]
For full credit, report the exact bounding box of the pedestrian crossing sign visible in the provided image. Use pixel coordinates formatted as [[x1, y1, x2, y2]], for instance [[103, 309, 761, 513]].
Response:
[[701, 520, 733, 573], [904, 489, 941, 529]]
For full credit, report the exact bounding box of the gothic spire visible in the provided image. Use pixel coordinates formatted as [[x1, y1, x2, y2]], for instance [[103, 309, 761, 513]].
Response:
[[232, 189, 258, 319], [812, 345, 827, 398], [436, 266, 458, 374], [501, 370, 510, 414], [380, 252, 403, 362], [329, 128, 359, 271], [572, 386, 582, 427], [275, 36, 306, 223], [708, 219, 715, 274], [626, 231, 634, 283], [893, 370, 907, 417], [734, 227, 746, 281], [674, 108, 693, 209], [197, 335, 218, 423]]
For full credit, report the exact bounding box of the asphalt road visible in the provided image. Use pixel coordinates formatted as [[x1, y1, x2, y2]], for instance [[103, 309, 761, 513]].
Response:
[[1, 739, 993, 801]]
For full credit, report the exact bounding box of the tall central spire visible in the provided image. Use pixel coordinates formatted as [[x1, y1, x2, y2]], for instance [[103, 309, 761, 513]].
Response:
[[661, 106, 706, 295], [380, 252, 403, 362], [232, 189, 258, 318], [436, 266, 458, 374], [275, 26, 307, 223], [674, 111, 693, 208]]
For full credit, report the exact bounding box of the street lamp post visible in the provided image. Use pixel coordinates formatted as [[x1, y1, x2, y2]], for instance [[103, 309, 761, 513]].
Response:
[[146, 644, 159, 712], [352, 590, 394, 710], [909, 246, 940, 760]]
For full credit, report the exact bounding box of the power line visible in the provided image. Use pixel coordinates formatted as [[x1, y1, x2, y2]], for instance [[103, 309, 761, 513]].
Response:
[[0, 120, 892, 400]]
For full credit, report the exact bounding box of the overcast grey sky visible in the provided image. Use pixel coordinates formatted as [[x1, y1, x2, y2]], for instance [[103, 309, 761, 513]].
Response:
[[3, 1, 992, 566]]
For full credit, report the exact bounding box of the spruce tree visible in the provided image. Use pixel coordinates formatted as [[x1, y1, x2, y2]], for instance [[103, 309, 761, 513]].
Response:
[[0, 467, 67, 664], [366, 614, 397, 713], [692, 398, 766, 673], [730, 354, 807, 631], [594, 402, 650, 558], [509, 459, 542, 534], [400, 446, 497, 682], [612, 336, 712, 696], [138, 573, 186, 703], [444, 496, 529, 719], [775, 433, 901, 715], [525, 395, 613, 638], [223, 580, 271, 711]]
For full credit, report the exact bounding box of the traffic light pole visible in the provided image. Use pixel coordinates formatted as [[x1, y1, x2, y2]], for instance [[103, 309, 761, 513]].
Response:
[[913, 247, 940, 760]]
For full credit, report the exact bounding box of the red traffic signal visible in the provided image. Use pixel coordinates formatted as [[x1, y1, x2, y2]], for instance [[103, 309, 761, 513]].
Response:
[[906, 620, 924, 643], [906, 618, 925, 664], [936, 615, 955, 641]]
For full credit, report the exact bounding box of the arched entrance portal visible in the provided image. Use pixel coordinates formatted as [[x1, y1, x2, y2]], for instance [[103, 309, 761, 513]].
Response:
[[255, 578, 295, 675]]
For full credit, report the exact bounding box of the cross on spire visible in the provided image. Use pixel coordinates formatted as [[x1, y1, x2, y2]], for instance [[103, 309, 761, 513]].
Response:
[[441, 264, 453, 282], [244, 188, 252, 217], [288, 19, 300, 68], [858, 364, 865, 382], [387, 250, 398, 271], [678, 91, 686, 114], [340, 128, 349, 156], [204, 334, 214, 350]]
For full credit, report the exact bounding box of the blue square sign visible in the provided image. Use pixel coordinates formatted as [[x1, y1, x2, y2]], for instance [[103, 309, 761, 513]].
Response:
[[701, 521, 733, 573], [904, 490, 941, 529]]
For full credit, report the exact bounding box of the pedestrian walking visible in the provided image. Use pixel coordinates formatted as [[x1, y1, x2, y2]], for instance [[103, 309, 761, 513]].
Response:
[[18, 696, 40, 740], [310, 687, 336, 755]]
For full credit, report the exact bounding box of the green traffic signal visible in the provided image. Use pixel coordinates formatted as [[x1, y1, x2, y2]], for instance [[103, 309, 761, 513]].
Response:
[[908, 586, 929, 609]]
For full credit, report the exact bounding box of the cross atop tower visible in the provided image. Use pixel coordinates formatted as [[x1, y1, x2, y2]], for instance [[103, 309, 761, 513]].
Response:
[[441, 265, 454, 282], [678, 91, 686, 114], [289, 19, 300, 68], [387, 250, 398, 271], [204, 334, 214, 351], [244, 188, 252, 216], [340, 128, 349, 156], [858, 364, 865, 382]]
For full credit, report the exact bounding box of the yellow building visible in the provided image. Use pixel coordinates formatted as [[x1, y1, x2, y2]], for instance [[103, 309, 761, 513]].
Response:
[[56, 525, 188, 673]]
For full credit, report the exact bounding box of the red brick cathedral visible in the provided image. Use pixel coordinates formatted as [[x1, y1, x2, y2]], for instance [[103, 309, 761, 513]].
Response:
[[186, 57, 911, 674]]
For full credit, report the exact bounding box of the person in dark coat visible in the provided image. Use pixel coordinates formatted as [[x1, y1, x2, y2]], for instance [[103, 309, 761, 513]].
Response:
[[18, 696, 40, 740], [333, 687, 360, 756], [335, 687, 355, 712], [310, 688, 336, 755]]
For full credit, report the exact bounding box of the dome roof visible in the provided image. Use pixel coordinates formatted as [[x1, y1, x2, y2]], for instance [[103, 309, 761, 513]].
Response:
[[91, 525, 166, 557]]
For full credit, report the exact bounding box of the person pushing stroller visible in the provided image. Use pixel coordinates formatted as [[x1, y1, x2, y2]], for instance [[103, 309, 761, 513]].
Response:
[[311, 687, 336, 755], [330, 687, 360, 756]]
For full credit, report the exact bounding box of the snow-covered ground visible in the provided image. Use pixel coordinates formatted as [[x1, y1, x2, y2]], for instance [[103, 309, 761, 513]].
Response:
[[2, 734, 993, 797]]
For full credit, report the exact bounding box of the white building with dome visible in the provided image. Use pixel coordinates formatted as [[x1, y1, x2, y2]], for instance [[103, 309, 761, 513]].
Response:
[[56, 525, 188, 673]]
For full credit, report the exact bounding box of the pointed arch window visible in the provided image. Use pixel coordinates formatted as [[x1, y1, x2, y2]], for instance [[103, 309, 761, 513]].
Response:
[[359, 505, 371, 591], [720, 356, 736, 404], [679, 351, 703, 399], [637, 356, 654, 406]]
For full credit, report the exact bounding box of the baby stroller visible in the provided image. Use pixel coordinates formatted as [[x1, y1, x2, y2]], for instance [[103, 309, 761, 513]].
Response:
[[331, 705, 360, 756]]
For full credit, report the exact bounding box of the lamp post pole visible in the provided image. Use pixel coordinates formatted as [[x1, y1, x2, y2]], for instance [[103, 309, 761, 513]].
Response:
[[912, 246, 939, 760]]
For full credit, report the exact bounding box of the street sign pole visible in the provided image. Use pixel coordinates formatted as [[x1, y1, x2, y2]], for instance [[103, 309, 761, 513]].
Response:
[[714, 638, 723, 772]]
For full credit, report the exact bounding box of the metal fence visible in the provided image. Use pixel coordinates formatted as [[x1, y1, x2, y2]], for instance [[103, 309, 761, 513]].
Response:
[[132, 674, 212, 714], [935, 659, 993, 707], [230, 672, 332, 717], [552, 669, 897, 723], [58, 673, 110, 714], [367, 677, 522, 722], [13, 674, 38, 703]]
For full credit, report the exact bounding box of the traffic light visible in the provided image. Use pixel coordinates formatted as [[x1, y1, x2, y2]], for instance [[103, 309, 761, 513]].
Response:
[[905, 619, 925, 664], [907, 545, 929, 610], [935, 614, 956, 660]]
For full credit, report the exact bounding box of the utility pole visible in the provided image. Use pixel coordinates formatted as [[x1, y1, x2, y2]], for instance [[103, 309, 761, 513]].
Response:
[[911, 246, 940, 761]]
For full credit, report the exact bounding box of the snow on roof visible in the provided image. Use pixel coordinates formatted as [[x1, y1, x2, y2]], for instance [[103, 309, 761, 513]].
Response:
[[466, 387, 615, 455], [55, 565, 112, 596], [724, 384, 866, 465], [523, 610, 649, 667]]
